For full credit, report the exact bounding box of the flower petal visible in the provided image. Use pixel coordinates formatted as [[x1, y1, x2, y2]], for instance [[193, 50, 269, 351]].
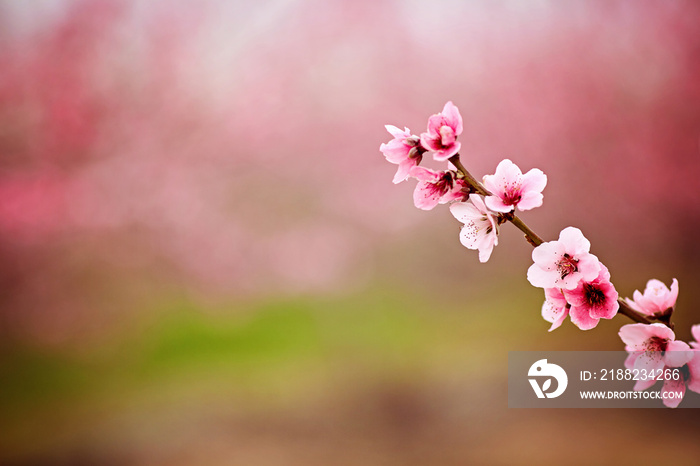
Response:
[[692, 324, 700, 347], [619, 323, 675, 350], [632, 350, 665, 373], [568, 305, 600, 330], [441, 101, 463, 135], [413, 181, 440, 210], [409, 166, 439, 182], [450, 201, 481, 223], [687, 352, 700, 393], [542, 292, 568, 332], [520, 168, 547, 193], [385, 125, 409, 138], [485, 195, 513, 213], [558, 227, 590, 256], [633, 377, 658, 391], [516, 190, 544, 211], [664, 340, 693, 368], [662, 377, 686, 408], [432, 141, 460, 162], [392, 159, 414, 184]]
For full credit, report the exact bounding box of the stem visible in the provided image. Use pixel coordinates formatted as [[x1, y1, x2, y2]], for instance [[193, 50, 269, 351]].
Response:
[[449, 156, 488, 196], [510, 214, 544, 247], [448, 153, 660, 327]]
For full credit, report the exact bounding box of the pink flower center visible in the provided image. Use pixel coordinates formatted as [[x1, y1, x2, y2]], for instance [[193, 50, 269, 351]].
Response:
[[502, 185, 522, 206], [583, 283, 606, 306], [556, 253, 579, 279], [645, 336, 668, 353], [430, 171, 456, 196], [439, 125, 456, 146]]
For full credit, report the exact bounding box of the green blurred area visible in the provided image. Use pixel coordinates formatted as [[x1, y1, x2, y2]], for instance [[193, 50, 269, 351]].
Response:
[[0, 285, 543, 459], [3, 286, 700, 465]]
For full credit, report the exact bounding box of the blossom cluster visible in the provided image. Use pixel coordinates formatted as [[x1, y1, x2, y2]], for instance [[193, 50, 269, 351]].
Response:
[[528, 227, 619, 331], [380, 101, 700, 407], [619, 321, 700, 408], [615, 279, 700, 407], [380, 102, 547, 262]]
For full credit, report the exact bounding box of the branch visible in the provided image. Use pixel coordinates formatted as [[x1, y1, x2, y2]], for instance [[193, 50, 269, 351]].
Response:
[[616, 299, 654, 325], [448, 153, 660, 327]]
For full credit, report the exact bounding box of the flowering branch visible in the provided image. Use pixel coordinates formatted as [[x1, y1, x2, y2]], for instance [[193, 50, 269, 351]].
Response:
[[449, 155, 544, 246], [380, 101, 700, 407], [449, 153, 653, 326]]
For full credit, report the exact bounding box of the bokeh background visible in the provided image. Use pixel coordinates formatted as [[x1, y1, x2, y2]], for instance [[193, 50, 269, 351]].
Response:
[[2, 0, 700, 464]]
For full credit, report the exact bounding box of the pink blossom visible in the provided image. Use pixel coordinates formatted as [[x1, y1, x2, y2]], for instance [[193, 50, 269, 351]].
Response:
[[527, 227, 601, 290], [624, 278, 679, 317], [691, 325, 700, 349], [411, 167, 468, 211], [563, 264, 619, 330], [619, 323, 693, 373], [630, 352, 700, 408], [541, 287, 569, 332], [482, 159, 547, 213], [420, 101, 464, 161], [379, 125, 424, 184], [661, 354, 700, 408], [661, 350, 700, 408], [449, 194, 499, 263]]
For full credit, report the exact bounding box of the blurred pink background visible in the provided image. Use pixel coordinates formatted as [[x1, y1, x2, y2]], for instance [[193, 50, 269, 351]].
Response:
[[1, 1, 700, 464]]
